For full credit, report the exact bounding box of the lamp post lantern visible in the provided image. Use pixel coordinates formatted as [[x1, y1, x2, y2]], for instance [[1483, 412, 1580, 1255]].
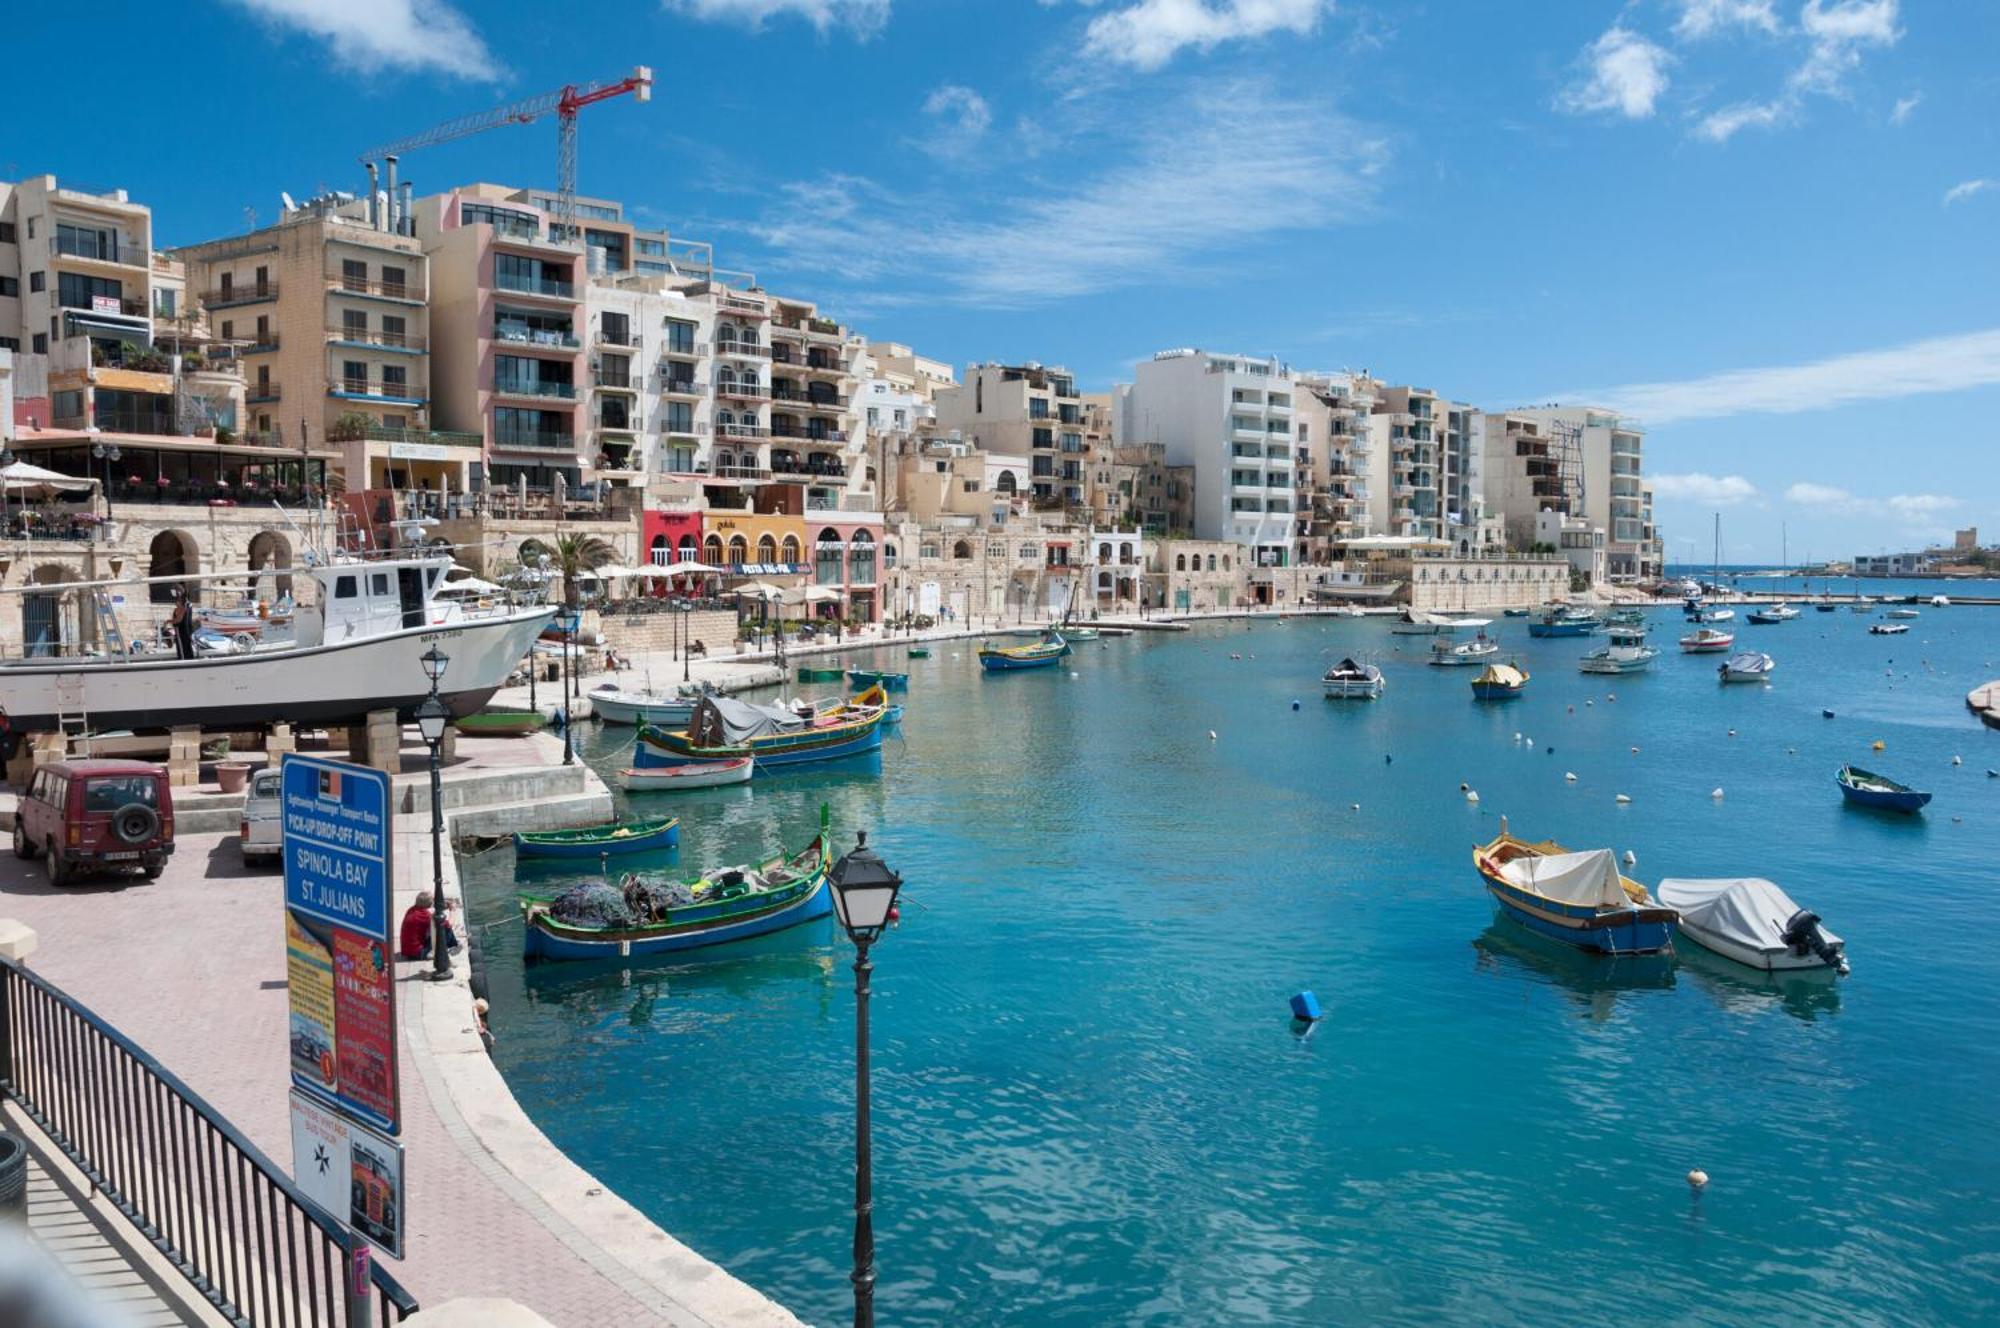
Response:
[[828, 831, 903, 1328], [415, 645, 451, 979], [92, 442, 121, 521]]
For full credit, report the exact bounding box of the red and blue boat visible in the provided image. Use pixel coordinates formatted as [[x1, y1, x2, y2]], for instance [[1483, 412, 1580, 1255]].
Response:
[[1473, 821, 1676, 955]]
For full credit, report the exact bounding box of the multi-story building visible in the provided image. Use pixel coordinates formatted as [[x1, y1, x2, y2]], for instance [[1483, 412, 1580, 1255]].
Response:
[[1367, 384, 1444, 540], [1121, 349, 1297, 568], [1292, 373, 1376, 562], [1513, 406, 1654, 580], [933, 362, 1086, 511]]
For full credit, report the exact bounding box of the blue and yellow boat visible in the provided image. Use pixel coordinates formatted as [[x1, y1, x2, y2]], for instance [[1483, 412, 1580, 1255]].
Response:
[[978, 630, 1071, 672], [1473, 821, 1676, 955], [634, 692, 885, 770]]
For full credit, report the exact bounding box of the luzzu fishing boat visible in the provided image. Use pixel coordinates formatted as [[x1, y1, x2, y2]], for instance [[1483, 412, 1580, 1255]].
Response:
[[514, 816, 680, 860], [1835, 764, 1931, 814], [1473, 821, 1676, 955], [520, 813, 833, 961], [1526, 604, 1599, 638], [1470, 662, 1529, 700], [978, 631, 1071, 672], [634, 693, 886, 769]]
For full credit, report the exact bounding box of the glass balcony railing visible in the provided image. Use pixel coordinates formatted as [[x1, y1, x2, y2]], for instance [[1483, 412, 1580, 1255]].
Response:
[[496, 271, 575, 300], [493, 377, 576, 399]]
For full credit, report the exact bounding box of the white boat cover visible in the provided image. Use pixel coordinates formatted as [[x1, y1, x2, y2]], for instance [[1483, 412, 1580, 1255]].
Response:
[[1656, 877, 1838, 951], [1722, 652, 1772, 672], [1498, 849, 1627, 908]]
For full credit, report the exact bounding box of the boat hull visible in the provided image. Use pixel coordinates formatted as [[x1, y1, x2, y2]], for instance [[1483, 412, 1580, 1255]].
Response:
[[455, 711, 548, 735], [1673, 919, 1842, 972], [634, 714, 886, 770], [589, 693, 697, 726], [1836, 783, 1930, 813], [796, 667, 847, 682], [514, 820, 680, 859], [1322, 680, 1384, 699], [619, 758, 754, 791], [523, 875, 831, 960], [0, 607, 553, 733], [1487, 885, 1675, 955], [1526, 621, 1595, 638], [978, 647, 1068, 671], [845, 670, 908, 691]]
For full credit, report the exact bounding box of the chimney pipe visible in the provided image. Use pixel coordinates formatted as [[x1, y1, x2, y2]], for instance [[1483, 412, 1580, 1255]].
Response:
[[384, 155, 399, 232], [366, 162, 380, 230], [398, 182, 413, 237]]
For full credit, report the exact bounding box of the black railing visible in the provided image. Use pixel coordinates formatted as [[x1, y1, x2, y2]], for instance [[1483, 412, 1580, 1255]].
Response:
[[0, 958, 417, 1327]]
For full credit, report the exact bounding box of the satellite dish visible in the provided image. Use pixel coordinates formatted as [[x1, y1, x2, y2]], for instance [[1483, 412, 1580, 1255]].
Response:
[[280, 191, 298, 212]]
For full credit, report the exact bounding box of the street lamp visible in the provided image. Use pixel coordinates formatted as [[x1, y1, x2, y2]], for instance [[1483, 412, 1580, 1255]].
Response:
[[92, 442, 121, 520], [557, 608, 578, 766], [415, 645, 452, 980], [827, 831, 903, 1328]]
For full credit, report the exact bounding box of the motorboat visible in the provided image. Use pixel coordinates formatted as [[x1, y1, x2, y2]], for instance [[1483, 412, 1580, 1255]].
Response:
[[1836, 765, 1931, 814], [1470, 662, 1529, 700], [1699, 605, 1736, 623], [1579, 627, 1658, 674], [1679, 627, 1735, 653], [1848, 596, 1874, 613], [1472, 821, 1676, 955], [1428, 630, 1500, 666], [1868, 622, 1909, 635], [515, 816, 680, 860], [589, 680, 713, 726], [1746, 603, 1799, 624], [1321, 657, 1385, 699], [1526, 604, 1599, 638], [1718, 651, 1776, 683], [1930, 595, 1951, 608], [1657, 877, 1847, 975], [1886, 607, 1920, 620], [619, 757, 755, 791]]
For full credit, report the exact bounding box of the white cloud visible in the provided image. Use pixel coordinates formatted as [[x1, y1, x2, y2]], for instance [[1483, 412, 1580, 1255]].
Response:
[[744, 80, 1384, 310], [921, 85, 992, 144], [1890, 92, 1920, 124], [1784, 483, 1958, 518], [1674, 0, 1779, 40], [1081, 0, 1331, 71], [228, 0, 499, 79], [1695, 99, 1788, 141], [1943, 179, 1996, 207], [1650, 473, 1761, 505], [1568, 327, 2000, 424], [1557, 27, 1673, 120], [663, 0, 890, 38]]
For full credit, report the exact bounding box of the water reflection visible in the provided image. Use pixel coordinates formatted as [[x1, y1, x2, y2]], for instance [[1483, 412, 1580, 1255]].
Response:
[[1471, 919, 1676, 1020], [1674, 941, 1842, 1023]]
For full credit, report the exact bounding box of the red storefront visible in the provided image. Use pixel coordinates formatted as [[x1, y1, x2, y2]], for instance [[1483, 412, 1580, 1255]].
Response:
[[642, 508, 704, 595]]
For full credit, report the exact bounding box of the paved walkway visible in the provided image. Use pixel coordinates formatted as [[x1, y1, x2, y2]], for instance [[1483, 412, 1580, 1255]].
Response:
[[0, 732, 798, 1327]]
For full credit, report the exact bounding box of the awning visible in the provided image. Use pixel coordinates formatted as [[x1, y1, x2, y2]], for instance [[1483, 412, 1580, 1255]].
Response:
[[1, 462, 96, 496]]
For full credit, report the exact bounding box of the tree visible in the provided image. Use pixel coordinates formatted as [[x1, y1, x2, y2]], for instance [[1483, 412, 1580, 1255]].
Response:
[[518, 533, 616, 607]]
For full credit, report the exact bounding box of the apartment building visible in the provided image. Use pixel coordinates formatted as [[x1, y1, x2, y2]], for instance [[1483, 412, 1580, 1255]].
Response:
[[1477, 411, 1580, 553], [933, 362, 1086, 511], [1293, 373, 1376, 561], [1367, 384, 1445, 541], [1122, 349, 1298, 567], [1513, 406, 1655, 580]]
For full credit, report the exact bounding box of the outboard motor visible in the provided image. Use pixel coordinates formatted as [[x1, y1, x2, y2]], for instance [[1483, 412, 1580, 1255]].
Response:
[[1781, 908, 1849, 975]]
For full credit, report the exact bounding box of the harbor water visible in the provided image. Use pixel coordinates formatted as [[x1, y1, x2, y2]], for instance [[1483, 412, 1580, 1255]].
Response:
[[463, 607, 2000, 1326]]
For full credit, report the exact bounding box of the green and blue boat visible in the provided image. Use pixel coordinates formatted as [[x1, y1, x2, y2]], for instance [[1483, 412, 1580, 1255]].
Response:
[[514, 816, 680, 860], [978, 630, 1071, 673]]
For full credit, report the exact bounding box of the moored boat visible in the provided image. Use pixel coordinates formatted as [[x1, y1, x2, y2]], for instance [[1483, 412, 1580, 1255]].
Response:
[[454, 709, 548, 735], [1470, 662, 1529, 700], [1428, 630, 1500, 666], [905, 646, 931, 658], [1868, 622, 1908, 635], [796, 665, 847, 682], [588, 681, 712, 726], [1886, 607, 1920, 620], [1746, 603, 1800, 624], [1680, 626, 1735, 653], [1473, 822, 1676, 955], [1063, 626, 1100, 642], [1526, 604, 1599, 638], [1656, 876, 1848, 974], [978, 631, 1071, 672], [845, 669, 909, 692], [1848, 596, 1874, 613], [636, 694, 886, 770], [1321, 657, 1385, 699], [520, 815, 832, 961], [514, 816, 680, 860], [1835, 764, 1931, 813], [1717, 651, 1776, 683], [1579, 627, 1658, 674], [619, 757, 755, 792]]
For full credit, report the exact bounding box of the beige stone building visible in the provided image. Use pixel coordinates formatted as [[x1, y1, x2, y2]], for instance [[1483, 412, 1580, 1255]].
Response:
[[933, 362, 1085, 512], [1146, 539, 1246, 612]]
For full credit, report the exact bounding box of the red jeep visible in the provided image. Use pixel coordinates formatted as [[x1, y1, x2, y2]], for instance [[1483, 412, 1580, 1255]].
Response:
[[14, 760, 175, 886]]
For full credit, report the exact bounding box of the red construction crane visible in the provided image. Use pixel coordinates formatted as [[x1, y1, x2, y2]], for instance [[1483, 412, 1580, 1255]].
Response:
[[358, 66, 652, 244]]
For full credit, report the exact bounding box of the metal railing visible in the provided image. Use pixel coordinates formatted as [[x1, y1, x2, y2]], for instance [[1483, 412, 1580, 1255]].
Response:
[[330, 327, 426, 352], [205, 284, 278, 307], [329, 278, 418, 302], [0, 958, 417, 1327]]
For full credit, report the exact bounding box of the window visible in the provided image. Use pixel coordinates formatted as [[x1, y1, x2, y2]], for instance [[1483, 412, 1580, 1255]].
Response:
[[343, 309, 368, 339], [29, 271, 45, 293], [665, 401, 693, 433], [381, 314, 406, 345], [0, 338, 17, 352], [664, 319, 697, 354], [341, 259, 367, 290], [0, 222, 12, 243], [31, 333, 47, 354], [221, 320, 234, 339], [381, 364, 407, 393], [0, 277, 15, 298], [343, 360, 366, 391], [380, 266, 406, 296], [370, 573, 390, 596], [335, 576, 358, 599], [152, 288, 174, 318]]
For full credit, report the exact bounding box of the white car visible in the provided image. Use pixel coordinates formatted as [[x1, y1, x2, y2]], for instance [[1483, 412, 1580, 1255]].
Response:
[[238, 767, 283, 865]]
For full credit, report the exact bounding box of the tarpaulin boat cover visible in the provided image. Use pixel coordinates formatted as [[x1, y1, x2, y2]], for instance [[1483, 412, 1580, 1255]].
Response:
[[687, 696, 807, 747], [1655, 878, 1837, 951], [1498, 849, 1627, 908]]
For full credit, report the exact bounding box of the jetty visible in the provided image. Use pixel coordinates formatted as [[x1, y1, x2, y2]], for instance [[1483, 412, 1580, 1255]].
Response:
[[1969, 681, 2000, 730]]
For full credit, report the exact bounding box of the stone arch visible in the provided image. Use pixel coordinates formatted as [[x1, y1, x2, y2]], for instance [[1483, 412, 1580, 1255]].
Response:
[[782, 534, 802, 565], [149, 529, 200, 604], [704, 533, 724, 564], [727, 534, 748, 565], [650, 533, 670, 565], [247, 528, 293, 599], [995, 471, 1017, 494], [1175, 554, 1186, 571], [678, 534, 699, 560], [756, 534, 777, 564], [952, 539, 973, 560]]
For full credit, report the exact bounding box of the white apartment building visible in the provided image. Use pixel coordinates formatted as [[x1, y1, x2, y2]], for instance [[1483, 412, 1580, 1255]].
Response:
[[1122, 349, 1299, 567], [1513, 406, 1653, 580]]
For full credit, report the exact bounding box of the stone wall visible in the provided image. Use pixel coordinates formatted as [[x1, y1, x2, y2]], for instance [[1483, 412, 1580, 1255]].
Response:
[[1404, 557, 1570, 612], [594, 609, 739, 658]]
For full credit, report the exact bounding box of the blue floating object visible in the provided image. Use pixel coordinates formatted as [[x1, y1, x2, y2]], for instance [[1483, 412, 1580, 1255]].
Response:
[[1289, 990, 1324, 1022], [1291, 700, 1301, 711], [1822, 709, 1835, 719]]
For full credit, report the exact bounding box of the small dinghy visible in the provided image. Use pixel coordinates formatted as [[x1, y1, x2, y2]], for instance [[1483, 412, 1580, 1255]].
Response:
[[1322, 657, 1384, 699], [1836, 764, 1931, 814], [619, 757, 755, 791], [1718, 651, 1776, 683], [1886, 607, 1921, 620], [796, 665, 847, 682], [1680, 627, 1735, 653], [845, 669, 909, 692], [1868, 622, 1908, 635], [515, 816, 680, 859], [1657, 876, 1848, 975]]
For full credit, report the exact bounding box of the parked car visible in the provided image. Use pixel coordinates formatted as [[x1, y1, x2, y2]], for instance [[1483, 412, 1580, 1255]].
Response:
[[13, 760, 175, 886], [238, 767, 283, 866]]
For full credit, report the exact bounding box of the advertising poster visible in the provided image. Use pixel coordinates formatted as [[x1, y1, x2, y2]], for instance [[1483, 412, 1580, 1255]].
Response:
[[330, 928, 396, 1127], [285, 912, 337, 1094], [289, 1090, 406, 1260]]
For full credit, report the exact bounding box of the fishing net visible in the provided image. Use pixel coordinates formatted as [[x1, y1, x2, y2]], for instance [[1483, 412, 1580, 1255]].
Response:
[[548, 881, 636, 929], [624, 877, 698, 919]]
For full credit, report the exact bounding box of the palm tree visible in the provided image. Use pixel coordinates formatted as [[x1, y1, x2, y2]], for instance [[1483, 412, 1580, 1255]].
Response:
[[519, 533, 616, 607]]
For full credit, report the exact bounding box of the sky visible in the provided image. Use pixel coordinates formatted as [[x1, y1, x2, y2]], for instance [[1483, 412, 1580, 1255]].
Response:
[[5, 0, 1997, 563]]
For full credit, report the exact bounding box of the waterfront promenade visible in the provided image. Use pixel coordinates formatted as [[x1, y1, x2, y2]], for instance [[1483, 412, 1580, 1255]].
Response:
[[0, 732, 800, 1327]]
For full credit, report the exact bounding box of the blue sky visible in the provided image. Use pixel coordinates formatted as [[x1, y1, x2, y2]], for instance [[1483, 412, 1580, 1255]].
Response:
[[5, 0, 1996, 562]]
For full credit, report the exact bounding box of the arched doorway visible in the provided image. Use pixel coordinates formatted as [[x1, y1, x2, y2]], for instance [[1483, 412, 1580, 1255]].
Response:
[[650, 534, 670, 565], [22, 565, 77, 658], [247, 529, 293, 600], [149, 530, 200, 604]]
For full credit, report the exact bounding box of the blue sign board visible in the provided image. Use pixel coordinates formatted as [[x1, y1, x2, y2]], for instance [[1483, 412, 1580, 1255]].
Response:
[[282, 755, 400, 1135]]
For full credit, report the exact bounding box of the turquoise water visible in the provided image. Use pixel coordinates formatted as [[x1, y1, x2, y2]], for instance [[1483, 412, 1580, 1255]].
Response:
[[464, 609, 2000, 1326]]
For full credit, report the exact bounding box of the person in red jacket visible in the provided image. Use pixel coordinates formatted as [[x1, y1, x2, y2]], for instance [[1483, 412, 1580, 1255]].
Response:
[[398, 891, 459, 960]]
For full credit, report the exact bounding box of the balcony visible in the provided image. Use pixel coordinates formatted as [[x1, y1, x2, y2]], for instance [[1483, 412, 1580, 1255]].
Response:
[[493, 428, 577, 450], [802, 357, 846, 377], [661, 378, 702, 398], [594, 369, 637, 392], [247, 380, 282, 403], [716, 381, 770, 402], [712, 464, 772, 481], [492, 377, 576, 401], [597, 327, 638, 348], [329, 276, 421, 303], [718, 294, 769, 319], [716, 422, 770, 440], [353, 423, 481, 448], [330, 325, 427, 352], [204, 283, 277, 309], [495, 271, 576, 300], [333, 376, 424, 403], [770, 323, 806, 342], [239, 332, 280, 353], [662, 342, 708, 360], [715, 338, 771, 359], [51, 234, 147, 269], [801, 394, 847, 414]]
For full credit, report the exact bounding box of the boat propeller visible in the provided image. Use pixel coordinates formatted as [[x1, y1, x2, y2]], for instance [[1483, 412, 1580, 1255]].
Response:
[[1780, 908, 1848, 975]]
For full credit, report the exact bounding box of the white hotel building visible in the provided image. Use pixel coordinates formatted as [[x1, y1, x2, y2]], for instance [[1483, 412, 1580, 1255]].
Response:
[[1122, 349, 1300, 568]]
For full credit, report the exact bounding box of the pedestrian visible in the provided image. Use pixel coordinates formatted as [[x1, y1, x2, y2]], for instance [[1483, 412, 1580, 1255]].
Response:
[[168, 589, 195, 660]]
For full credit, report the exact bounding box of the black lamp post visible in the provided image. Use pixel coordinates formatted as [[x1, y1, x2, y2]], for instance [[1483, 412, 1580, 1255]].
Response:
[[827, 831, 903, 1328], [415, 645, 451, 980], [92, 442, 121, 520], [557, 608, 578, 766], [680, 603, 692, 685]]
